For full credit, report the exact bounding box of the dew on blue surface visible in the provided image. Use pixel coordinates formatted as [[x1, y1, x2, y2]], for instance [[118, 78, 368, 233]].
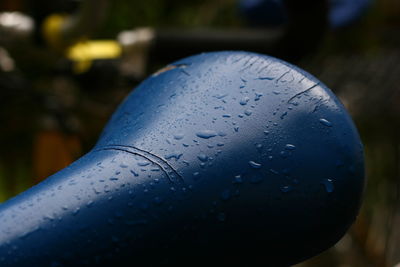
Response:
[[269, 169, 279, 175], [319, 118, 333, 127], [197, 153, 208, 162], [322, 178, 334, 193], [86, 201, 94, 208], [138, 161, 150, 167], [255, 143, 263, 151], [213, 93, 228, 99], [280, 185, 292, 193], [128, 190, 136, 198], [165, 152, 183, 160], [196, 130, 218, 139], [233, 175, 243, 184], [244, 109, 252, 116], [73, 208, 80, 216], [240, 97, 250, 105], [285, 144, 296, 150], [257, 76, 274, 80], [249, 161, 262, 169], [173, 133, 184, 140]]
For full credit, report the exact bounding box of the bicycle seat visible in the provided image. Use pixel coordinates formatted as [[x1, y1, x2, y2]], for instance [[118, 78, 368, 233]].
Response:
[[0, 51, 364, 266]]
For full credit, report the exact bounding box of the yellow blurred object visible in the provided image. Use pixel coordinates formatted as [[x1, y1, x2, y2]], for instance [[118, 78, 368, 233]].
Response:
[[66, 40, 122, 73], [42, 14, 67, 49], [43, 14, 122, 73]]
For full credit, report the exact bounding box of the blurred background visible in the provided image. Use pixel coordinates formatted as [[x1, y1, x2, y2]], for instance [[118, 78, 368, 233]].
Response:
[[0, 0, 399, 266]]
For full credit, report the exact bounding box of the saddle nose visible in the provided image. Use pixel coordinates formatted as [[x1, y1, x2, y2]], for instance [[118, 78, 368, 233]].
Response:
[[0, 51, 364, 266]]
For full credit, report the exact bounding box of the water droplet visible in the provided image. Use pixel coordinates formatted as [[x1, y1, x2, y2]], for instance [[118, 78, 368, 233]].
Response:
[[240, 97, 250, 105], [280, 185, 292, 193], [254, 92, 263, 101], [319, 118, 332, 127], [119, 164, 128, 168], [214, 93, 228, 99], [130, 170, 139, 176], [222, 114, 231, 118], [197, 153, 208, 162], [193, 172, 200, 180], [73, 208, 80, 216], [257, 76, 274, 80], [264, 130, 270, 135], [269, 169, 279, 175], [322, 178, 334, 193], [165, 152, 183, 160], [138, 161, 150, 167], [174, 133, 184, 140], [233, 175, 243, 184], [249, 161, 262, 169], [109, 177, 119, 181], [196, 130, 218, 139], [285, 144, 296, 150], [244, 109, 252, 116], [255, 143, 263, 151], [128, 190, 136, 199]]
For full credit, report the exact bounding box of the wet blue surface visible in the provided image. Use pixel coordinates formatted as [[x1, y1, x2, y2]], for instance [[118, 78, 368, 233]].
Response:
[[0, 51, 364, 266]]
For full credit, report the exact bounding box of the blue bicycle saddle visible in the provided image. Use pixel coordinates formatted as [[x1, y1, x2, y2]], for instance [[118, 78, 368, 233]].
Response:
[[0, 51, 364, 266]]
